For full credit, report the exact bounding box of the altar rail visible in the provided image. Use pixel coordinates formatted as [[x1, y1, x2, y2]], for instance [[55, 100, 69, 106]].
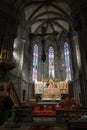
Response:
[[8, 105, 87, 125], [67, 119, 87, 130], [56, 110, 87, 124]]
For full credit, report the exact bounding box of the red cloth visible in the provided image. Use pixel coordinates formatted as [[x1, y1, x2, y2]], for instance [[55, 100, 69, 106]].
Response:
[[34, 107, 40, 114]]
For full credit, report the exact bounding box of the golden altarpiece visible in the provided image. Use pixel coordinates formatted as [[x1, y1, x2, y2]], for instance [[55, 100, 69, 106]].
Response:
[[35, 75, 68, 101]]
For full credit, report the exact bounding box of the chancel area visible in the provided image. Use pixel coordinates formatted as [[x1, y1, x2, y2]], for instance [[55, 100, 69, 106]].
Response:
[[35, 75, 68, 101], [1, 0, 87, 130]]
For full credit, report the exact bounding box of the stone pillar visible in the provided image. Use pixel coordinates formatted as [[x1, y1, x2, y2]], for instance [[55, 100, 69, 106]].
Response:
[[0, 3, 19, 80], [73, 7, 87, 106], [0, 9, 19, 57], [72, 35, 81, 105]]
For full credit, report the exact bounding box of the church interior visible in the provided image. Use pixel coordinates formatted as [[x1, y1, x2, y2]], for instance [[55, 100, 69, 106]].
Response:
[[0, 0, 87, 129]]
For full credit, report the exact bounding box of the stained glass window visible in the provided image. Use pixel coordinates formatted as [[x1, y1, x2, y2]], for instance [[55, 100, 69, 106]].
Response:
[[49, 47, 55, 78], [64, 42, 71, 80], [32, 44, 38, 81]]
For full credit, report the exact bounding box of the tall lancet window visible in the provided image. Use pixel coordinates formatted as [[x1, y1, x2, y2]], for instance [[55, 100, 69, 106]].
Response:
[[49, 47, 55, 78], [64, 42, 71, 80], [32, 44, 38, 81]]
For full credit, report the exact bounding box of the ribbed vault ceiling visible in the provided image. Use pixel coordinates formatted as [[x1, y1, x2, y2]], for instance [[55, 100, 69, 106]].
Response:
[[24, 1, 72, 39], [1, 0, 87, 37]]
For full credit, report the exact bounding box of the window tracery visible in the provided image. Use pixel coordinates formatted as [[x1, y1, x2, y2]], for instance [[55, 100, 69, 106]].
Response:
[[32, 44, 38, 81], [64, 42, 71, 81], [49, 47, 55, 78]]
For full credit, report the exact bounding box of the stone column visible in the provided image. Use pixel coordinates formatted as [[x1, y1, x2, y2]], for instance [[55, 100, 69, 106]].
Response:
[[0, 3, 19, 80], [72, 35, 81, 105], [73, 7, 87, 106]]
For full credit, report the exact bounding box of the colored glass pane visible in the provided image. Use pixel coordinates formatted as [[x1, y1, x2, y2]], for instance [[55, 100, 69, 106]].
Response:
[[64, 42, 71, 80], [32, 44, 38, 81], [49, 47, 55, 78]]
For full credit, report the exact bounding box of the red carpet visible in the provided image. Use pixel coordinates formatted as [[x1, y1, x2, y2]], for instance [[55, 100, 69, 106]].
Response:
[[29, 126, 53, 130]]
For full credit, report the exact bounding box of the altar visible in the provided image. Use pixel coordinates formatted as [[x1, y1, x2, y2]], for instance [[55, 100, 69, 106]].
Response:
[[35, 75, 68, 101], [37, 101, 59, 110]]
